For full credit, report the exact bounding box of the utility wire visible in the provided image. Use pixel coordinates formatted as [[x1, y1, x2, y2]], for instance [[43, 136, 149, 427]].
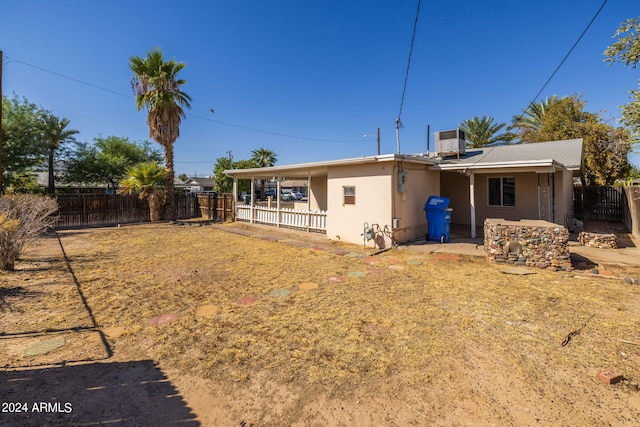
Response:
[[398, 0, 421, 121], [4, 56, 361, 144], [525, 0, 608, 110]]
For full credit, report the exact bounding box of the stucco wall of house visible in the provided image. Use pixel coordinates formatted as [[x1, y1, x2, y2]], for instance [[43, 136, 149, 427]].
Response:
[[326, 163, 393, 245], [556, 169, 574, 226], [440, 171, 470, 225], [478, 172, 543, 223], [309, 176, 328, 211], [392, 165, 440, 243]]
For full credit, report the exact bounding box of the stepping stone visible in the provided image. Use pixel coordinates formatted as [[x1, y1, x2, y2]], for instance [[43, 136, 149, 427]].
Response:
[[196, 305, 220, 318], [270, 288, 292, 297], [384, 258, 400, 264], [362, 257, 382, 264], [406, 259, 423, 265], [333, 250, 351, 256], [434, 254, 461, 261], [389, 265, 405, 270], [348, 271, 366, 277], [299, 282, 319, 291], [23, 337, 66, 357], [236, 296, 259, 306], [498, 266, 536, 275], [328, 276, 345, 283], [149, 313, 180, 326], [368, 267, 383, 274], [346, 252, 364, 258], [313, 246, 326, 251]]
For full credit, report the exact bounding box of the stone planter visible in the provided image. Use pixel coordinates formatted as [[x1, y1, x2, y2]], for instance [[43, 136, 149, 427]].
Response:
[[484, 219, 572, 271]]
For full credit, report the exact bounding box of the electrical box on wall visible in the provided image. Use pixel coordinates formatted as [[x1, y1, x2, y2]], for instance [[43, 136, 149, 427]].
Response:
[[397, 171, 408, 192]]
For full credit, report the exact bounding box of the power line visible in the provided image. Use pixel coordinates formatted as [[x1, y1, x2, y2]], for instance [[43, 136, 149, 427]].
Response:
[[398, 0, 421, 121], [3, 56, 362, 144], [525, 0, 608, 109]]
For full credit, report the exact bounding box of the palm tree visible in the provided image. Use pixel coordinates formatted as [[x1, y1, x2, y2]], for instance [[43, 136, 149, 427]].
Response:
[[250, 148, 277, 200], [510, 96, 560, 143], [459, 116, 512, 148], [130, 48, 191, 220], [42, 114, 79, 194], [118, 162, 168, 222]]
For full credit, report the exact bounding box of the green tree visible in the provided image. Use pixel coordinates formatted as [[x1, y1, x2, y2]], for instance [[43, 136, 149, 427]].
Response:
[[212, 157, 259, 195], [42, 114, 79, 194], [510, 96, 561, 143], [130, 48, 192, 220], [459, 116, 512, 148], [535, 96, 631, 185], [178, 173, 189, 182], [213, 156, 235, 193], [250, 148, 277, 199], [1, 95, 49, 191], [118, 161, 168, 222], [604, 16, 640, 144], [64, 136, 162, 189]]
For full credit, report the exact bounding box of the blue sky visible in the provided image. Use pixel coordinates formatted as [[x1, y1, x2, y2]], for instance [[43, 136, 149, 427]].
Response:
[[2, 0, 639, 176]]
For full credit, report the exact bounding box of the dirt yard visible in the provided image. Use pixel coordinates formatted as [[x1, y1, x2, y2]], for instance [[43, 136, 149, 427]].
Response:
[[1, 222, 640, 426]]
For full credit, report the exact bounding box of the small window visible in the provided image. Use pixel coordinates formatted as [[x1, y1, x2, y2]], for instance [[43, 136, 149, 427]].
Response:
[[343, 186, 356, 205], [488, 177, 515, 207]]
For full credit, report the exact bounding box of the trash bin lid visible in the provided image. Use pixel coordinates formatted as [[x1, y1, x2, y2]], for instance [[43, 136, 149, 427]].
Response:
[[424, 195, 450, 211]]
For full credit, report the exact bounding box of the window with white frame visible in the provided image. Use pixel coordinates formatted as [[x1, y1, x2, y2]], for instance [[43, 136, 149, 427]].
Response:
[[343, 186, 356, 205], [488, 177, 515, 207]]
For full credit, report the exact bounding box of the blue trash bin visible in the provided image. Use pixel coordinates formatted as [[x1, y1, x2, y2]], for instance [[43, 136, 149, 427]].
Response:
[[423, 196, 452, 243]]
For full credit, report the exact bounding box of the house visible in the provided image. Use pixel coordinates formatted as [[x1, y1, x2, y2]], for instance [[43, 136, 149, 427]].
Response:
[[224, 138, 583, 246], [184, 176, 216, 192]]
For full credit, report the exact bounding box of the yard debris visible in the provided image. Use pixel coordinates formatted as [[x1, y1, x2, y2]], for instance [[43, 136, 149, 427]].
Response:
[[498, 266, 537, 275], [561, 314, 594, 347], [597, 369, 624, 384], [616, 339, 640, 346]]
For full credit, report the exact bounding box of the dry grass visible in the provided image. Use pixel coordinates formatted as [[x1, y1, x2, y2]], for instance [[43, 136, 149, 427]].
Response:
[[3, 222, 640, 423]]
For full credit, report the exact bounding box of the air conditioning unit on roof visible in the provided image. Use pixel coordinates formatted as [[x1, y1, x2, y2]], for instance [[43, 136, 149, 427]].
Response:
[[435, 129, 466, 157]]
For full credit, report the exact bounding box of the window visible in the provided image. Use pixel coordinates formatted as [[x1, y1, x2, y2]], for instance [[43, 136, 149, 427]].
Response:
[[488, 177, 515, 207], [343, 186, 356, 205]]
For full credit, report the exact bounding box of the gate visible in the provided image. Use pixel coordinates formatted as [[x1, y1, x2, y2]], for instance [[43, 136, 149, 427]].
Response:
[[573, 186, 622, 221]]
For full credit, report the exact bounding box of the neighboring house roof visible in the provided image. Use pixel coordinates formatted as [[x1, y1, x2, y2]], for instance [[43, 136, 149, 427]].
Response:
[[435, 139, 583, 172], [185, 177, 216, 187]]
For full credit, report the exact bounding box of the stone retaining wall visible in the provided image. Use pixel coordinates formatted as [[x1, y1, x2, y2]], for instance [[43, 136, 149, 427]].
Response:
[[578, 232, 617, 249], [484, 219, 572, 271]]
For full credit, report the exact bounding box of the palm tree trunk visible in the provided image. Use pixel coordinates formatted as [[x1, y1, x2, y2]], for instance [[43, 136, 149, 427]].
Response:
[[47, 148, 55, 195], [164, 144, 176, 221]]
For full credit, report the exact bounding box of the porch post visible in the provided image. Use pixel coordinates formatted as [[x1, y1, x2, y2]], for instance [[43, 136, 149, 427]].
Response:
[[250, 177, 255, 224], [232, 177, 238, 221], [276, 177, 281, 228], [307, 171, 311, 232], [469, 172, 476, 239]]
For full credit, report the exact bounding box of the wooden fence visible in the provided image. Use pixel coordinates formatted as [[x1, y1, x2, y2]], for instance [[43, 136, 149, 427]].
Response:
[[573, 185, 622, 222], [54, 193, 200, 228], [196, 193, 234, 222]]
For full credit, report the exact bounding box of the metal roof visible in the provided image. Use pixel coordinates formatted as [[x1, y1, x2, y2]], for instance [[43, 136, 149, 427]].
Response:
[[436, 139, 583, 171]]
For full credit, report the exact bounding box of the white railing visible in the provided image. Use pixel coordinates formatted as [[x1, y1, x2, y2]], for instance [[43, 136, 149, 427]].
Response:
[[236, 205, 327, 232]]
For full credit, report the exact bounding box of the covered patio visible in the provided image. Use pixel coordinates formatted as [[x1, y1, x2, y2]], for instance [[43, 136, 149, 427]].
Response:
[[224, 162, 330, 233]]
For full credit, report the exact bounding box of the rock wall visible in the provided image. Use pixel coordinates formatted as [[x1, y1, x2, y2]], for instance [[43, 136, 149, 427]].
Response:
[[484, 219, 571, 271], [578, 232, 617, 249]]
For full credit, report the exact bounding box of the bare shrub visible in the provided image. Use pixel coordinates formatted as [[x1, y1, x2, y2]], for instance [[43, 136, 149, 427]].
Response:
[[0, 195, 59, 271]]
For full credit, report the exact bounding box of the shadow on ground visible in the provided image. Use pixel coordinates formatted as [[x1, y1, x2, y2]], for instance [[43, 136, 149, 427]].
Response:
[[0, 360, 199, 426]]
